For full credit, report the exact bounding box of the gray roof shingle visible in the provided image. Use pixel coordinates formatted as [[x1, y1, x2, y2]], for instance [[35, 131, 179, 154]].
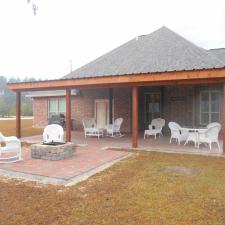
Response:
[[209, 48, 225, 65], [64, 26, 225, 79]]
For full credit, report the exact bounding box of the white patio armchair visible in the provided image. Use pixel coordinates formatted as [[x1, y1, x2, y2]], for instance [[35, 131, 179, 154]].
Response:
[[106, 118, 124, 137], [168, 122, 189, 144], [198, 123, 221, 151], [0, 132, 22, 163], [82, 118, 103, 139], [207, 122, 221, 129], [144, 118, 165, 139], [43, 124, 64, 143]]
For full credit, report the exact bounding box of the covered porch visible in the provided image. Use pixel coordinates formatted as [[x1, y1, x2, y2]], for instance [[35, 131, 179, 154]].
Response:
[[7, 68, 225, 154]]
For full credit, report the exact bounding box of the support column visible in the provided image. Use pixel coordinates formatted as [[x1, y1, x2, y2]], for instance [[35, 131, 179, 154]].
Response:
[[223, 84, 225, 153], [109, 88, 113, 124], [16, 91, 21, 138], [132, 86, 138, 148], [66, 89, 71, 142]]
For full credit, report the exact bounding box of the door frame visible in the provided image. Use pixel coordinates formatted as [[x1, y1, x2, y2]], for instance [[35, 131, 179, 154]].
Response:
[[94, 99, 114, 127]]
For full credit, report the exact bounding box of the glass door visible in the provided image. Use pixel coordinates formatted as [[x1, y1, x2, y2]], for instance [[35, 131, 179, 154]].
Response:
[[144, 93, 161, 127]]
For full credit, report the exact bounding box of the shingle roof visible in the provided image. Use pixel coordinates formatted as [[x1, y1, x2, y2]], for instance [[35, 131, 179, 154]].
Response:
[[63, 26, 225, 79], [209, 48, 225, 65]]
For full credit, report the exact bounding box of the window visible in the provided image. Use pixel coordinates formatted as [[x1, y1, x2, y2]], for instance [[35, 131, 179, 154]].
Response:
[[200, 91, 220, 125], [48, 98, 66, 117]]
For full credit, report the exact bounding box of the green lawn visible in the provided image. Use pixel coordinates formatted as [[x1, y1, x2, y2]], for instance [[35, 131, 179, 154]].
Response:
[[0, 152, 225, 225], [0, 119, 43, 137]]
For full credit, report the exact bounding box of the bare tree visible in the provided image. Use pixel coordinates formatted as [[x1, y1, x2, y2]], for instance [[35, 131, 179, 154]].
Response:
[[27, 0, 38, 16]]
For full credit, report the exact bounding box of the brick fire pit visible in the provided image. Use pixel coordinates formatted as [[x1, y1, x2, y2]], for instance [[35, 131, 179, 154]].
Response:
[[31, 142, 76, 161]]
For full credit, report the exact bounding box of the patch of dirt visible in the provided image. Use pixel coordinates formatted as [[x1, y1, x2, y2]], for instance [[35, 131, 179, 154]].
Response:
[[166, 166, 200, 176]]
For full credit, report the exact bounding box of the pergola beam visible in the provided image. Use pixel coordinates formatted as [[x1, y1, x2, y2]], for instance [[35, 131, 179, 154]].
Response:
[[223, 84, 225, 153], [7, 68, 225, 92], [109, 88, 113, 124], [16, 91, 21, 138], [66, 89, 71, 142], [132, 86, 138, 148]]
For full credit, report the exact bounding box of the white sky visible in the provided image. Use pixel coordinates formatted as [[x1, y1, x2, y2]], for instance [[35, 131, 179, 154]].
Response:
[[0, 0, 224, 80]]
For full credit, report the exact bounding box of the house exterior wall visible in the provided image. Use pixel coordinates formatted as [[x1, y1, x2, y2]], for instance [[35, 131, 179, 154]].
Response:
[[71, 88, 109, 131], [113, 87, 131, 132], [162, 85, 195, 134], [162, 84, 223, 134], [33, 97, 48, 128], [32, 84, 223, 134], [32, 87, 131, 133]]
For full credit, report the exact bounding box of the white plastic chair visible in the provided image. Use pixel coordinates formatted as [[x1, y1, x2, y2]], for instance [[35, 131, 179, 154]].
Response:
[[198, 124, 221, 150], [43, 124, 64, 143], [0, 132, 22, 163], [168, 122, 189, 144], [106, 118, 123, 137], [82, 118, 103, 139], [144, 118, 165, 139]]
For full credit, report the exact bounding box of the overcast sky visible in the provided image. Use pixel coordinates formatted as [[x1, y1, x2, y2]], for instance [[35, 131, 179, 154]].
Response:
[[0, 0, 224, 80]]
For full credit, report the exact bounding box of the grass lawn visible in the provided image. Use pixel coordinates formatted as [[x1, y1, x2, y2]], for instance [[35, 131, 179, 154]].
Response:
[[0, 119, 43, 137], [0, 152, 225, 225]]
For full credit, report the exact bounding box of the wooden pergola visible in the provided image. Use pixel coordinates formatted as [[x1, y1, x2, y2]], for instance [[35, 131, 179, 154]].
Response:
[[7, 68, 225, 152]]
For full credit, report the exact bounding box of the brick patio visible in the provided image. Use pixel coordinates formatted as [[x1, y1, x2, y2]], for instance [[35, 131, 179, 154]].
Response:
[[0, 137, 131, 185], [22, 131, 223, 155], [0, 131, 222, 186]]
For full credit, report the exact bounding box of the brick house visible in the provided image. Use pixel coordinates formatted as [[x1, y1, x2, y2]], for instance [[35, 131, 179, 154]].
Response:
[[8, 26, 225, 149]]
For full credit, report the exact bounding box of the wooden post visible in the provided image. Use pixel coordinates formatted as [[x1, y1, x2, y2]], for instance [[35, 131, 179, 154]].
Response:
[[66, 89, 71, 142], [16, 91, 21, 138], [223, 84, 225, 153], [109, 88, 113, 124], [132, 86, 138, 148]]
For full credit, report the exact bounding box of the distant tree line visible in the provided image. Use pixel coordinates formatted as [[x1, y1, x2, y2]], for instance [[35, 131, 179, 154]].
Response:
[[0, 76, 40, 117]]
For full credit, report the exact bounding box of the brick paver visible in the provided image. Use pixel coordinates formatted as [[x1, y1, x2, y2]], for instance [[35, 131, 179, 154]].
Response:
[[0, 140, 129, 180], [0, 131, 222, 184]]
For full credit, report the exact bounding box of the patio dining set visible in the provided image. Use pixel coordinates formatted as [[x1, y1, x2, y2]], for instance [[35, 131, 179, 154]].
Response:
[[144, 118, 221, 151]]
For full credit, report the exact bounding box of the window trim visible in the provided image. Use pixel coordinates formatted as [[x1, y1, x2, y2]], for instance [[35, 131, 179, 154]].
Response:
[[48, 97, 66, 118], [200, 90, 220, 125]]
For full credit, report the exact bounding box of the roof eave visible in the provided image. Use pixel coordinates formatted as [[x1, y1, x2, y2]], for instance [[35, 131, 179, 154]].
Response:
[[7, 68, 225, 92]]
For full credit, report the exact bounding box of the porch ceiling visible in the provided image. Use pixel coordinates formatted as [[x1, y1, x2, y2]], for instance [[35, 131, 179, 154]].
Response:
[[7, 68, 225, 92]]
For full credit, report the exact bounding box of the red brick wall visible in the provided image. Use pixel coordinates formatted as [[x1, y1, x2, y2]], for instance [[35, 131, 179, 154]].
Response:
[[32, 85, 223, 134], [71, 88, 109, 130], [71, 87, 131, 132], [113, 87, 131, 132], [162, 84, 223, 134], [163, 85, 194, 132], [32, 88, 131, 133], [33, 97, 48, 128]]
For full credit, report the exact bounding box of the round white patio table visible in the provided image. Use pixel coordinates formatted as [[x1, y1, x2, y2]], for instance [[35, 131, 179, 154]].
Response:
[[182, 127, 207, 148]]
